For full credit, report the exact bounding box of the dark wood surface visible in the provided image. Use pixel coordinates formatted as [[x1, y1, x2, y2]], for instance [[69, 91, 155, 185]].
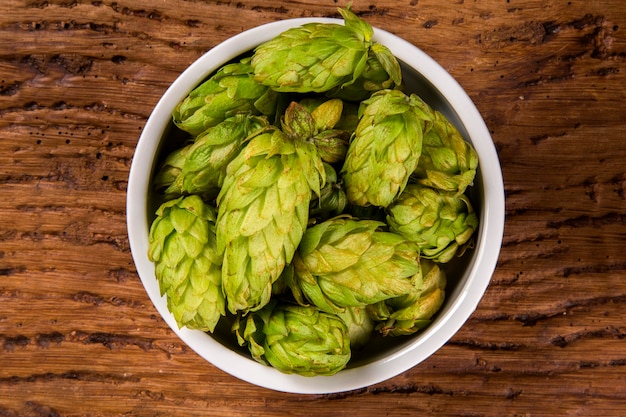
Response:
[[1, 0, 625, 415]]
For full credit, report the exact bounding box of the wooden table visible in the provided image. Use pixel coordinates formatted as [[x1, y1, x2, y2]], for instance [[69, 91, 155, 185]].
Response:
[[1, 1, 625, 415]]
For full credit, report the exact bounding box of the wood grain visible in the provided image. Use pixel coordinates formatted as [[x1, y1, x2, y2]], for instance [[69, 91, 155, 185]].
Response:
[[1, 0, 625, 415]]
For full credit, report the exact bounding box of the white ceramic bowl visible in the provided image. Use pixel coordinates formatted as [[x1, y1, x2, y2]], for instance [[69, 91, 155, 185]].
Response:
[[127, 18, 505, 394]]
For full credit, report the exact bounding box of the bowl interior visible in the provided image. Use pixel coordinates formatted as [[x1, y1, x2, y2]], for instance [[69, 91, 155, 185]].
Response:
[[127, 18, 504, 394]]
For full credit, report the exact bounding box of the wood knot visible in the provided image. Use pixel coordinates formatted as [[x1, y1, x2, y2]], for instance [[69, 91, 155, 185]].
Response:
[[479, 21, 547, 50]]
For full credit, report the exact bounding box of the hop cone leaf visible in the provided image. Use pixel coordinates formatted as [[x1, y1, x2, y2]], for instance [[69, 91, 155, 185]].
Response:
[[311, 99, 351, 163], [336, 305, 375, 349], [412, 109, 478, 195], [368, 259, 446, 336], [216, 128, 325, 314], [386, 183, 478, 263], [291, 216, 421, 313], [294, 98, 352, 163], [250, 7, 374, 93], [147, 195, 225, 332], [342, 89, 433, 208], [233, 301, 351, 376], [173, 57, 279, 136], [327, 43, 403, 101], [309, 163, 348, 223], [153, 144, 190, 194], [156, 115, 269, 201]]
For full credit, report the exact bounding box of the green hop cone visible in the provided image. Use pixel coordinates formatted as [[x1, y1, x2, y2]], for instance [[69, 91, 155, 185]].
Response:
[[311, 129, 351, 164], [281, 100, 351, 164], [386, 183, 478, 263], [412, 109, 478, 195], [216, 127, 325, 314], [233, 301, 351, 376], [173, 57, 280, 136], [309, 99, 351, 163], [342, 89, 433, 208], [147, 195, 225, 332], [368, 259, 446, 337], [156, 114, 269, 201], [251, 7, 379, 93], [291, 216, 420, 313]]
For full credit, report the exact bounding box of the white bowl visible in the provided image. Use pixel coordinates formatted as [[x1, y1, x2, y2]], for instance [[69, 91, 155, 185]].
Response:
[[127, 18, 505, 394]]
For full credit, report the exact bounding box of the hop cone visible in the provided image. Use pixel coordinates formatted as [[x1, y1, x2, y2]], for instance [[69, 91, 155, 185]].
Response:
[[386, 183, 478, 263], [342, 89, 433, 208], [308, 99, 351, 163], [233, 301, 351, 376], [173, 57, 279, 136], [291, 216, 420, 313], [251, 7, 377, 93], [281, 99, 351, 164], [156, 115, 269, 201], [216, 127, 325, 314], [147, 195, 224, 332], [368, 260, 446, 336], [412, 109, 478, 195]]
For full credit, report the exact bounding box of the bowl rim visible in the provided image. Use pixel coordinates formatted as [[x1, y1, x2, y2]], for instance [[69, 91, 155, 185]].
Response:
[[127, 17, 505, 394]]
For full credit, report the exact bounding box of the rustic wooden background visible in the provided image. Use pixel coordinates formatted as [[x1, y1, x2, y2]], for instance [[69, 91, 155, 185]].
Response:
[[1, 0, 625, 415]]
